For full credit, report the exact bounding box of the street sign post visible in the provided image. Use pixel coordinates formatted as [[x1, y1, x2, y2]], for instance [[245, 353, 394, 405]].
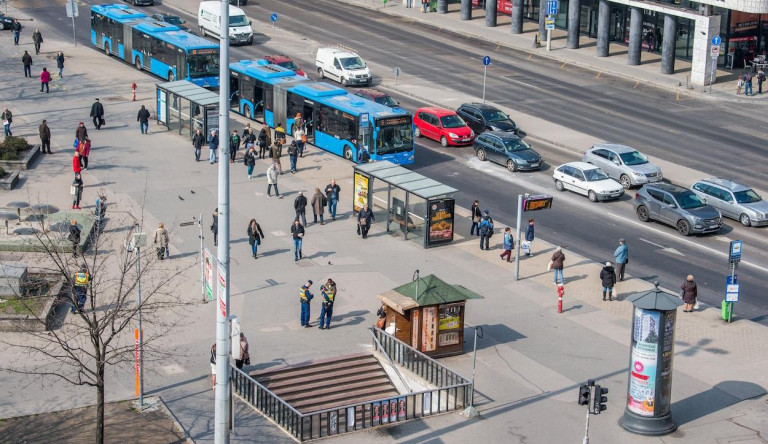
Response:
[[545, 16, 555, 51], [66, 0, 78, 47], [482, 56, 491, 103], [515, 194, 553, 280], [271, 12, 278, 28], [724, 240, 743, 323], [393, 66, 401, 85], [546, 0, 558, 15]]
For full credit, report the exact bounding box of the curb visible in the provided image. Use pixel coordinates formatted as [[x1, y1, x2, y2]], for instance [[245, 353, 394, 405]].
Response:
[[156, 396, 196, 444]]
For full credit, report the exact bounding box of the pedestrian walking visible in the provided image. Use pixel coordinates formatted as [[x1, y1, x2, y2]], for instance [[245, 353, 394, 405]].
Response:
[[299, 280, 314, 327], [56, 51, 65, 78], [235, 333, 250, 369], [211, 208, 219, 246], [523, 218, 535, 256], [291, 219, 305, 261], [153, 222, 169, 260], [244, 146, 256, 179], [681, 275, 697, 312], [758, 68, 766, 94], [271, 138, 283, 174], [68, 219, 81, 258], [744, 71, 754, 96], [247, 219, 265, 259], [210, 342, 217, 390], [274, 122, 286, 145], [550, 246, 566, 285], [325, 179, 341, 221], [266, 163, 282, 198], [243, 127, 255, 152], [294, 191, 308, 227], [600, 261, 616, 301], [421, 0, 429, 13], [32, 28, 43, 54], [192, 128, 205, 161], [2, 108, 12, 137], [288, 140, 299, 173], [229, 130, 240, 163], [613, 238, 628, 281], [78, 138, 91, 170], [12, 19, 21, 45], [376, 304, 387, 329], [258, 127, 269, 159], [311, 188, 326, 225], [90, 98, 105, 130], [39, 67, 51, 93], [137, 105, 151, 134], [39, 119, 52, 154], [478, 210, 494, 250], [71, 264, 90, 314], [357, 204, 374, 239], [470, 200, 481, 236], [500, 227, 514, 262], [293, 115, 305, 156], [241, 123, 252, 145], [319, 279, 336, 330], [359, 145, 371, 163], [737, 76, 744, 95], [72, 151, 82, 175], [208, 129, 219, 163], [75, 121, 88, 141], [22, 51, 33, 77], [71, 172, 83, 210]]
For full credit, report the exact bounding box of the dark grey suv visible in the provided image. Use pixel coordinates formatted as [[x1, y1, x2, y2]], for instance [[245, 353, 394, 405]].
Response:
[[634, 183, 722, 236], [456, 103, 519, 136]]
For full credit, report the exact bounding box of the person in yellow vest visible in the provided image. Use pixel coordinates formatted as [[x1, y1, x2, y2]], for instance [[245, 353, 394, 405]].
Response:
[[71, 264, 90, 314], [299, 280, 313, 328], [319, 279, 336, 330]]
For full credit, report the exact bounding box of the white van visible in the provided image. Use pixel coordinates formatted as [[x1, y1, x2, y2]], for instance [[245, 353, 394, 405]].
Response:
[[315, 47, 372, 86], [198, 1, 253, 45]]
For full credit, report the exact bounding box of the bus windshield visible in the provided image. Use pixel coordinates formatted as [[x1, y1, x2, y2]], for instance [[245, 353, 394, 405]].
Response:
[[376, 117, 414, 155], [229, 15, 249, 27], [188, 54, 219, 78]]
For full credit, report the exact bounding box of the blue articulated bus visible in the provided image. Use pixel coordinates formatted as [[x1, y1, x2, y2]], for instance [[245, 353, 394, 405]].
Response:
[[91, 4, 219, 88], [230, 60, 414, 165]]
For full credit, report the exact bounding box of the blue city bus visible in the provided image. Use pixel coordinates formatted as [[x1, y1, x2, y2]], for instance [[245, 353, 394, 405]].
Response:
[[90, 4, 219, 88], [230, 60, 414, 165]]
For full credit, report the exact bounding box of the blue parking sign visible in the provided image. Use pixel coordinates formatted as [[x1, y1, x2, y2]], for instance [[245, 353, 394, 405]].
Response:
[[546, 0, 558, 15]]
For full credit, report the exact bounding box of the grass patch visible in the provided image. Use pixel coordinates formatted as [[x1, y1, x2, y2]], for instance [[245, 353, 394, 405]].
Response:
[[0, 296, 48, 316]]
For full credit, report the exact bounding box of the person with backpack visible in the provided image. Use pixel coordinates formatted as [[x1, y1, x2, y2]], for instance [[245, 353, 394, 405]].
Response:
[[247, 219, 265, 259], [478, 210, 494, 250], [600, 261, 617, 301], [288, 141, 299, 173], [311, 188, 326, 225], [500, 227, 514, 262], [244, 146, 256, 179]]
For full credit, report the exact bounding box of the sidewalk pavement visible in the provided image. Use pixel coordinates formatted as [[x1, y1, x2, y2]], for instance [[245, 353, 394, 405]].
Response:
[[339, 0, 768, 103], [0, 3, 767, 444]]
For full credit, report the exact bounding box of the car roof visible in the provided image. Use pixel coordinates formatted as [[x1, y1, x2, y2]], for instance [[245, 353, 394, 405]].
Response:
[[560, 161, 600, 170], [355, 89, 388, 98], [590, 143, 637, 154], [264, 55, 292, 63], [460, 102, 499, 111], [481, 131, 523, 141], [417, 107, 456, 116], [644, 183, 689, 193], [696, 178, 751, 192]]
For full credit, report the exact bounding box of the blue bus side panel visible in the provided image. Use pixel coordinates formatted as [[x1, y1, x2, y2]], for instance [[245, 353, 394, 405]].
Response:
[[91, 30, 97, 46], [285, 118, 296, 135], [264, 111, 275, 129], [314, 132, 347, 158], [372, 152, 414, 166], [118, 43, 125, 60], [150, 59, 173, 80]]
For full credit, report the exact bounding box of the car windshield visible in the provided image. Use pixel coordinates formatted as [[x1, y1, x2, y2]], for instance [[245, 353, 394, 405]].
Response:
[[164, 16, 184, 25], [340, 57, 366, 70], [376, 119, 414, 155], [375, 96, 398, 107], [734, 189, 762, 204], [503, 138, 530, 151], [440, 114, 466, 128], [619, 150, 649, 166], [674, 191, 705, 209], [277, 60, 300, 71], [583, 168, 609, 181], [188, 53, 220, 78], [229, 15, 249, 27], [482, 109, 510, 122]]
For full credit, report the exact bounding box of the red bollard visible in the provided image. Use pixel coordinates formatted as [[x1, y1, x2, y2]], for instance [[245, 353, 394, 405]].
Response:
[[131, 82, 137, 102], [557, 285, 564, 313]]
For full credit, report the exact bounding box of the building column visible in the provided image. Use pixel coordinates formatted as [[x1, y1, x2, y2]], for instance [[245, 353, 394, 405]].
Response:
[[437, 0, 448, 14], [511, 0, 523, 33], [661, 15, 677, 74], [596, 0, 610, 57], [461, 0, 472, 20], [690, 14, 721, 85], [486, 0, 497, 26], [538, 0, 547, 42], [627, 7, 642, 65], [567, 0, 581, 49]]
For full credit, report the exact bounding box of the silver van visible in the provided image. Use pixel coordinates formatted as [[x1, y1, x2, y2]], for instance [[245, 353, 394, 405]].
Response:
[[691, 178, 768, 227]]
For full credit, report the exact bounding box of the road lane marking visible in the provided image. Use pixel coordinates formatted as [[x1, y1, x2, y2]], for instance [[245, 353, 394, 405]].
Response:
[[596, 72, 602, 78], [500, 76, 542, 90], [633, 80, 639, 89], [560, 62, 567, 69], [527, 53, 533, 59], [639, 238, 665, 248]]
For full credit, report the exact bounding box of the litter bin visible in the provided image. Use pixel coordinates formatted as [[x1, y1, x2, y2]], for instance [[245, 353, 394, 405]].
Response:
[[429, 0, 437, 12], [721, 300, 732, 321]]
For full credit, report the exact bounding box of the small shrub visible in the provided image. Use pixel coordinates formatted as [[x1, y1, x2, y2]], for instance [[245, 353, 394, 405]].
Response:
[[0, 166, 5, 177], [1, 151, 18, 161], [0, 136, 29, 153]]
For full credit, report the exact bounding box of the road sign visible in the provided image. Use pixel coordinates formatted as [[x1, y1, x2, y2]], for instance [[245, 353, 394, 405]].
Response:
[[66, 0, 78, 17], [546, 0, 558, 15], [393, 67, 401, 76], [545, 19, 555, 30], [482, 56, 491, 66], [725, 283, 740, 302], [729, 240, 743, 263], [270, 13, 278, 22], [712, 35, 721, 46], [711, 45, 721, 56]]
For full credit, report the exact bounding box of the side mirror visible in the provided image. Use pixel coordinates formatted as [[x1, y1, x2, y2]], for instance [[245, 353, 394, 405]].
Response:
[[613, 159, 621, 165], [668, 203, 677, 209], [249, 20, 252, 25]]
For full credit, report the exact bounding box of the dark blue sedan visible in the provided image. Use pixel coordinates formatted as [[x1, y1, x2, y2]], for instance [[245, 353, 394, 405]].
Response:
[[474, 131, 542, 172]]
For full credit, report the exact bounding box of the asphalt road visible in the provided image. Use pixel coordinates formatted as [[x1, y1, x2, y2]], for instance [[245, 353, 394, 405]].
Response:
[[21, 0, 768, 324]]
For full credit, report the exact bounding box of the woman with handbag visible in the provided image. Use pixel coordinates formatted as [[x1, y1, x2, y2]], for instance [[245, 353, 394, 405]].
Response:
[[71, 172, 83, 210], [357, 204, 375, 239], [470, 200, 481, 236], [247, 219, 265, 259], [235, 333, 250, 369], [681, 275, 697, 312]]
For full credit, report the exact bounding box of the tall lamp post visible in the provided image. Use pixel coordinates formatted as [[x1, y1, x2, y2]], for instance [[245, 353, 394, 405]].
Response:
[[127, 225, 147, 408]]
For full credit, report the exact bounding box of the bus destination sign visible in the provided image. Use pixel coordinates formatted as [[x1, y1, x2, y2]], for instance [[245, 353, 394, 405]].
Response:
[[523, 195, 553, 212]]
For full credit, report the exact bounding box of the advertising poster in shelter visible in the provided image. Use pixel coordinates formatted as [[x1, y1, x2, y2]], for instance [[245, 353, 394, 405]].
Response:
[[422, 306, 437, 352], [204, 248, 214, 301], [353, 173, 369, 213], [427, 198, 455, 247], [627, 308, 660, 416]]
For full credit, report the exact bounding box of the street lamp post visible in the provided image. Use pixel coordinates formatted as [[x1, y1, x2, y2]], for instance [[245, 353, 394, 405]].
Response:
[[461, 325, 483, 418]]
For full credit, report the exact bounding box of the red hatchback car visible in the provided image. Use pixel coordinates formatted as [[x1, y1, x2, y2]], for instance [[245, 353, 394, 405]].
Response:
[[414, 107, 474, 147], [263, 55, 306, 77]]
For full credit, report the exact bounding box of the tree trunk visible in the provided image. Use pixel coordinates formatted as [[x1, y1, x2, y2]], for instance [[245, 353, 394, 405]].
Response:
[[96, 361, 105, 444]]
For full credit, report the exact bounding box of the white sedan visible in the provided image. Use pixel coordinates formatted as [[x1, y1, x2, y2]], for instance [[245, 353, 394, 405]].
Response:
[[553, 162, 624, 202]]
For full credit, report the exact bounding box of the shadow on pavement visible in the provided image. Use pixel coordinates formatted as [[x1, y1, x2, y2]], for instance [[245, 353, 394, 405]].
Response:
[[672, 380, 766, 426]]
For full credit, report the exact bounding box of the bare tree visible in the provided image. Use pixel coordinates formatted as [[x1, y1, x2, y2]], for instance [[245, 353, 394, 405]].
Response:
[[0, 201, 194, 444]]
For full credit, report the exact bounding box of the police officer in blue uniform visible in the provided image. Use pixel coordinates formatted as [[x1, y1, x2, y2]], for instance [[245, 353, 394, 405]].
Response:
[[72, 264, 90, 313], [299, 280, 314, 328]]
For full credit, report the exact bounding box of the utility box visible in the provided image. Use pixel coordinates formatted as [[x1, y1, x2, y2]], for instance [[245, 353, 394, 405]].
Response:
[[0, 262, 28, 296]]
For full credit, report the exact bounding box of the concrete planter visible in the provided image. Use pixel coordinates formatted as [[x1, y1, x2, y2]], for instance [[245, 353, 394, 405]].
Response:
[[0, 144, 40, 171], [0, 277, 63, 332], [0, 171, 20, 190]]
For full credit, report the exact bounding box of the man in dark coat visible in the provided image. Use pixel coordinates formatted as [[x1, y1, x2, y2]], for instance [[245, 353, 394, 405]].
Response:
[[56, 51, 65, 78], [137, 105, 151, 134], [90, 98, 104, 130], [32, 28, 43, 54], [39, 119, 52, 154], [22, 51, 33, 77], [600, 261, 616, 301], [192, 129, 205, 161], [357, 204, 375, 239], [12, 20, 21, 45], [294, 191, 307, 227]]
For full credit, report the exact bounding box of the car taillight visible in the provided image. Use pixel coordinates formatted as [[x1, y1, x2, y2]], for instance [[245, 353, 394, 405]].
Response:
[[634, 193, 640, 199]]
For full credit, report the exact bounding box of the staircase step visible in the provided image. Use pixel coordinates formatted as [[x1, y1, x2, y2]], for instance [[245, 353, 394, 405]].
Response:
[[252, 353, 373, 378], [301, 390, 401, 414], [259, 363, 384, 389], [279, 377, 393, 403], [255, 359, 380, 385], [291, 386, 399, 411], [268, 370, 389, 396]]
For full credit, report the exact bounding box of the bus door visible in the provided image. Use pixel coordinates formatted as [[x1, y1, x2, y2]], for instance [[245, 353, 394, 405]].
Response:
[[175, 50, 186, 81], [302, 100, 316, 141], [229, 73, 240, 112]]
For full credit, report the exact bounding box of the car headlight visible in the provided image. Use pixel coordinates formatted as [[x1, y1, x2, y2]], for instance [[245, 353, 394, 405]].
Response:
[[633, 172, 645, 177], [470, 130, 475, 136], [448, 132, 459, 138]]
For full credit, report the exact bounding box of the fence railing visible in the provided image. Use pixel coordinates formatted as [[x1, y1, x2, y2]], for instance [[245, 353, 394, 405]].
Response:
[[231, 328, 473, 441]]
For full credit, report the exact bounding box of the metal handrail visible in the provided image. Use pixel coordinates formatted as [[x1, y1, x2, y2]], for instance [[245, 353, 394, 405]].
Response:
[[369, 328, 411, 393]]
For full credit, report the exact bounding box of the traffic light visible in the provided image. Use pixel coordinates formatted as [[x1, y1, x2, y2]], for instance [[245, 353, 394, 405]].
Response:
[[592, 385, 608, 414], [578, 384, 591, 406]]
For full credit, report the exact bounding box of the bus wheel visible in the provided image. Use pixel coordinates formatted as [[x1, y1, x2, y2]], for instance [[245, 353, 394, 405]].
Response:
[[343, 146, 353, 161], [317, 68, 324, 79], [135, 58, 141, 71], [168, 72, 175, 81], [244, 106, 252, 120]]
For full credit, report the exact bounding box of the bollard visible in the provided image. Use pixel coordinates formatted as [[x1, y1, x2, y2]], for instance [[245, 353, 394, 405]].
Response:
[[557, 285, 564, 313], [132, 82, 137, 102], [533, 32, 540, 48]]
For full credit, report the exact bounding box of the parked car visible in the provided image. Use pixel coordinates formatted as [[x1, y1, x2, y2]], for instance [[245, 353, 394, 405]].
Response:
[[634, 183, 722, 236], [0, 13, 16, 30], [582, 143, 662, 189], [474, 131, 541, 172], [123, 0, 154, 6], [553, 162, 624, 202], [315, 47, 371, 86], [456, 103, 520, 136], [413, 107, 474, 147], [353, 89, 404, 112], [690, 178, 768, 227], [151, 13, 189, 31], [263, 55, 306, 77]]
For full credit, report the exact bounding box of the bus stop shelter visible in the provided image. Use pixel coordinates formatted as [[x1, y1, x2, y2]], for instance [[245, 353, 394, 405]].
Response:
[[352, 161, 458, 248], [156, 80, 219, 141]]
